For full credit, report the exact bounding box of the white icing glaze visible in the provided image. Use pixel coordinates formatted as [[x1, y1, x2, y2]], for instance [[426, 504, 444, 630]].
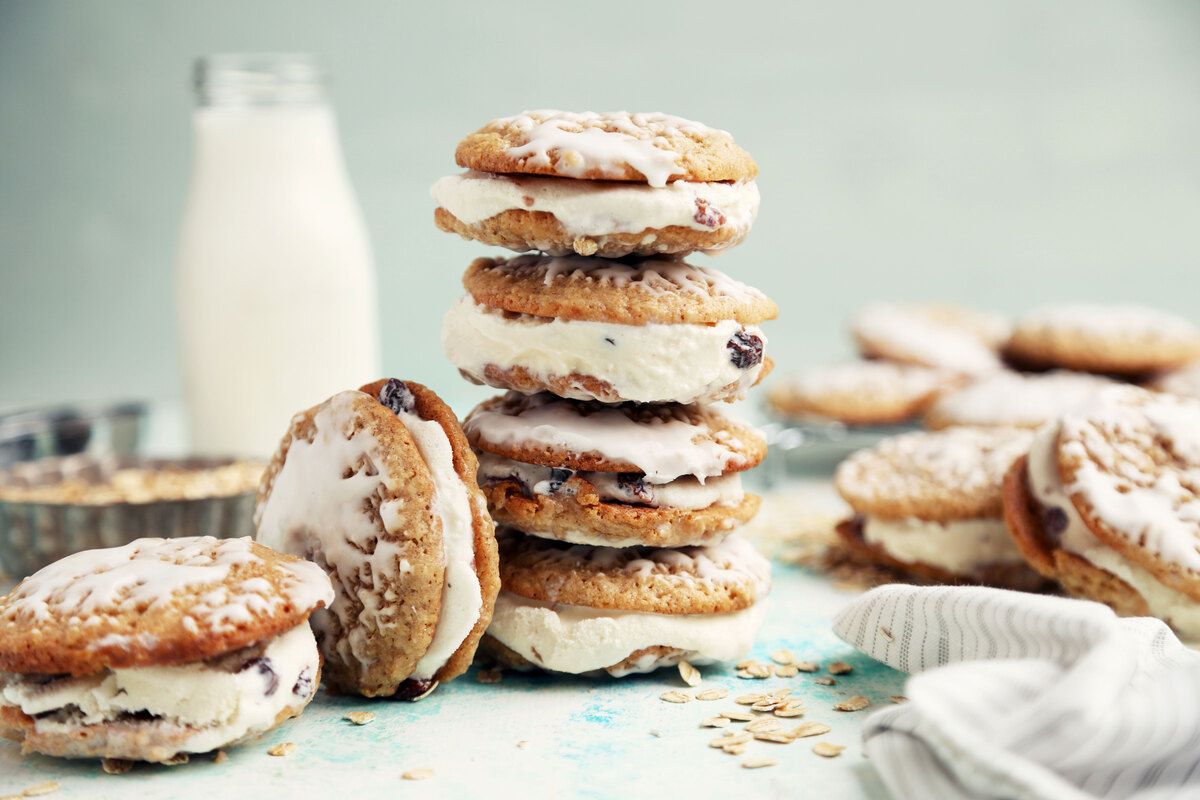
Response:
[[442, 296, 766, 404], [465, 393, 747, 482], [476, 451, 744, 511], [1028, 422, 1200, 640], [853, 302, 1005, 375], [928, 370, 1116, 428], [862, 516, 1024, 574], [1, 623, 319, 755], [431, 172, 759, 250], [255, 391, 481, 681], [490, 110, 717, 188], [0, 536, 332, 634], [487, 591, 766, 675], [1018, 304, 1200, 340], [1058, 389, 1200, 572]]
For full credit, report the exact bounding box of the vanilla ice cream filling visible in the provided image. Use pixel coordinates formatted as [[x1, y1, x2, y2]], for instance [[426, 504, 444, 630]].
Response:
[[861, 516, 1024, 575], [487, 591, 766, 675], [432, 172, 759, 245], [443, 296, 766, 404], [1028, 423, 1200, 641], [476, 451, 743, 512], [0, 623, 319, 754]]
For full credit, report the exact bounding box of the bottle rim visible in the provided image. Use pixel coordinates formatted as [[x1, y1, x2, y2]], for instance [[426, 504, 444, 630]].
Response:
[[193, 53, 326, 107]]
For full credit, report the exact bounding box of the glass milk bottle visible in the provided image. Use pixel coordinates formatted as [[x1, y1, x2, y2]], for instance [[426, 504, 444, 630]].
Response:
[[176, 54, 381, 456]]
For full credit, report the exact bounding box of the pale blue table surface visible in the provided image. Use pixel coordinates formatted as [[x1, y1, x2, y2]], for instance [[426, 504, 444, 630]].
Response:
[[0, 561, 903, 800]]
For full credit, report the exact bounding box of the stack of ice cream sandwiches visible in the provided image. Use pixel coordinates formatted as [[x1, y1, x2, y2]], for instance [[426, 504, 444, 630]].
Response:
[[434, 110, 777, 676]]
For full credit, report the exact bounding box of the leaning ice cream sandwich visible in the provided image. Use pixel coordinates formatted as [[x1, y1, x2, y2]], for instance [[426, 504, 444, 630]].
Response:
[[255, 379, 499, 698], [1003, 386, 1200, 640], [0, 536, 332, 763]]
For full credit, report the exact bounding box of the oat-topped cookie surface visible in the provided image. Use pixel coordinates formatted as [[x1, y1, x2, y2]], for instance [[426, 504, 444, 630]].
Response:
[[455, 110, 757, 186], [0, 536, 332, 675]]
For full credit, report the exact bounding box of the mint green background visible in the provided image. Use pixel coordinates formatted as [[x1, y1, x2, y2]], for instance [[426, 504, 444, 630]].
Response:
[[3, 0, 1200, 412]]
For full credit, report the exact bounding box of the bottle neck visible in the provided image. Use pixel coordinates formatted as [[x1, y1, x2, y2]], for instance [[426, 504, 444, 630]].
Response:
[[193, 53, 326, 108]]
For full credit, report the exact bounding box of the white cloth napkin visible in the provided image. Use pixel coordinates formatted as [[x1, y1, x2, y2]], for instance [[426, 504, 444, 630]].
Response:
[[833, 584, 1200, 800]]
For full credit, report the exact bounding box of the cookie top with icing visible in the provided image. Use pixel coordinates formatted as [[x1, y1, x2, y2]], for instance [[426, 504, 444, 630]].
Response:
[[925, 370, 1116, 430], [1005, 305, 1200, 376], [0, 536, 333, 675], [1056, 386, 1200, 589], [455, 110, 757, 187], [462, 255, 777, 326], [497, 530, 769, 615], [767, 361, 957, 425], [836, 426, 1035, 522], [465, 392, 764, 481], [851, 302, 1008, 375]]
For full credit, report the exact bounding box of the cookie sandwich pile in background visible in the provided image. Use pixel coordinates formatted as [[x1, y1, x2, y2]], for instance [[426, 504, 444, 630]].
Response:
[[435, 110, 776, 676]]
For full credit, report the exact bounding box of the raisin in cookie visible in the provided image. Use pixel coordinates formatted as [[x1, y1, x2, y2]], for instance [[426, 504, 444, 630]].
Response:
[[481, 529, 770, 677], [443, 255, 776, 405], [924, 370, 1116, 430], [465, 392, 765, 547], [851, 302, 1009, 376], [767, 361, 958, 426], [1002, 386, 1200, 640], [0, 536, 332, 763], [834, 426, 1048, 590], [1004, 304, 1200, 377], [255, 379, 499, 698]]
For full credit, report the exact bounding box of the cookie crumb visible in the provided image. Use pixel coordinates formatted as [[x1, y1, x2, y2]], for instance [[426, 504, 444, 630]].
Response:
[[162, 753, 189, 766], [516, 740, 529, 749], [828, 661, 853, 675], [476, 668, 503, 684], [402, 768, 434, 781], [101, 758, 133, 775], [678, 660, 702, 687], [214, 750, 228, 764], [696, 688, 728, 701], [769, 649, 795, 665], [791, 722, 832, 739], [345, 711, 376, 725], [813, 742, 846, 758], [267, 742, 296, 757], [20, 781, 60, 797], [742, 757, 778, 769], [815, 677, 836, 686], [659, 690, 691, 703], [649, 729, 662, 738], [834, 695, 870, 712], [879, 626, 894, 641], [891, 695, 907, 704]]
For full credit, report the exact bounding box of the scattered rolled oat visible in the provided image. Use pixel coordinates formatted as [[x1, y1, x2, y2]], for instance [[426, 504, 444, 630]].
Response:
[[709, 732, 752, 749], [516, 740, 529, 749], [722, 743, 747, 756], [815, 677, 836, 686], [19, 782, 60, 797], [754, 731, 794, 744], [701, 716, 731, 728], [660, 690, 691, 704], [345, 711, 376, 726], [791, 722, 832, 738], [879, 626, 894, 641], [891, 695, 907, 704], [751, 699, 782, 712], [162, 753, 189, 766], [834, 696, 870, 712], [476, 668, 503, 684], [678, 660, 702, 687], [267, 742, 296, 757], [770, 649, 795, 665], [813, 742, 846, 758], [696, 687, 728, 701], [402, 768, 434, 781], [795, 661, 819, 673], [721, 710, 756, 722], [736, 659, 757, 669], [745, 718, 783, 733], [735, 693, 763, 705], [828, 661, 853, 675], [101, 758, 133, 775], [773, 701, 806, 718], [774, 664, 799, 678], [741, 757, 778, 769], [746, 662, 772, 678], [649, 729, 663, 738]]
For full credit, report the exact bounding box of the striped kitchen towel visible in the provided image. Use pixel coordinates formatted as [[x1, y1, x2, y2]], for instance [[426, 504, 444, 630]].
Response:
[[833, 584, 1200, 800]]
